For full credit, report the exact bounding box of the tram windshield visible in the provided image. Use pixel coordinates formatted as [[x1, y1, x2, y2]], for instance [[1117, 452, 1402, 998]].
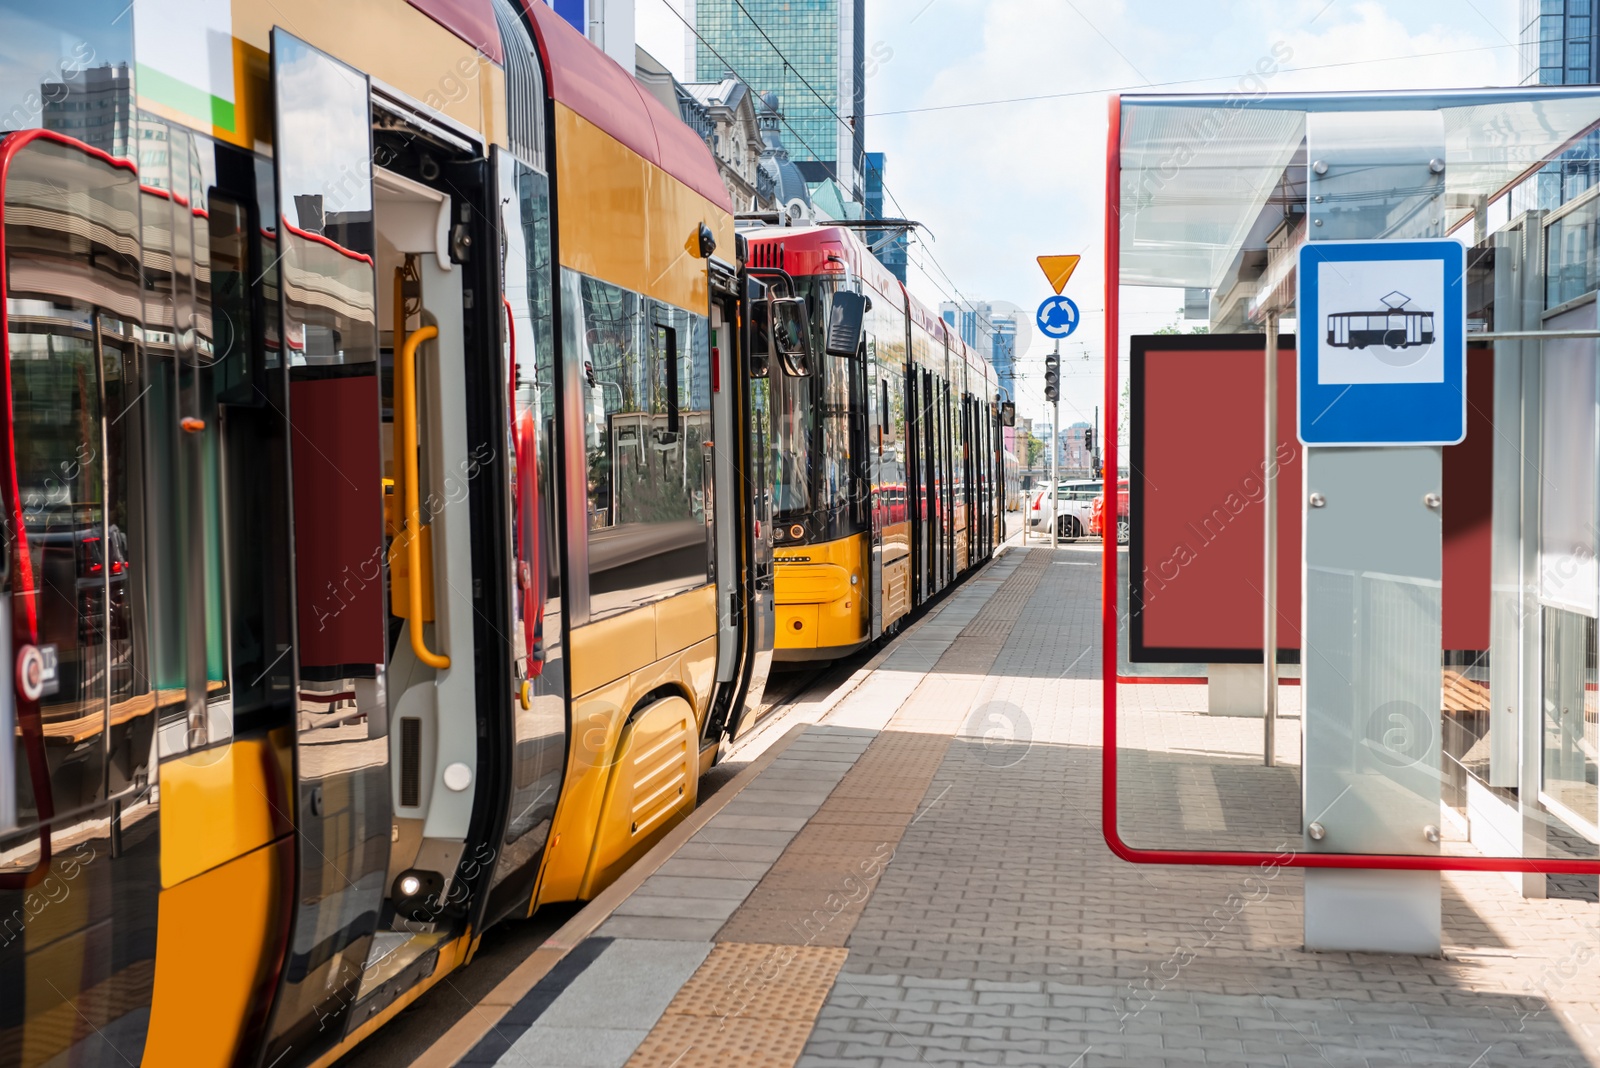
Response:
[[771, 275, 857, 534]]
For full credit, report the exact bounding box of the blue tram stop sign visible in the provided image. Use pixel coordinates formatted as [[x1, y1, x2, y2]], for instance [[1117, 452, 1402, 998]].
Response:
[[1297, 239, 1466, 447]]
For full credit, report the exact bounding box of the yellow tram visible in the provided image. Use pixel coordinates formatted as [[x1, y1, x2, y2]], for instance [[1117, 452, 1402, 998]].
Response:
[[0, 1, 796, 1064]]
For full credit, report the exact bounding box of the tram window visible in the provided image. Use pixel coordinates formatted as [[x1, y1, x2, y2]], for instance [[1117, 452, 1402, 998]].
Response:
[[820, 354, 852, 516], [567, 271, 711, 618], [748, 297, 771, 378]]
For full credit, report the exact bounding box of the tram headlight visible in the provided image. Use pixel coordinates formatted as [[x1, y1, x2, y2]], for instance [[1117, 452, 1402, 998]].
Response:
[[399, 874, 422, 897]]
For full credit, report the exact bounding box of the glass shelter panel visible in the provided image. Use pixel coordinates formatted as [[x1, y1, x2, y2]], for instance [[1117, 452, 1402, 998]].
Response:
[[1110, 88, 1600, 871]]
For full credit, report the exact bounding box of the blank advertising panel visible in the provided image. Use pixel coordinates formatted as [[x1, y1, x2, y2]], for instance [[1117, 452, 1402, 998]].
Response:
[[1129, 335, 1300, 663], [1129, 336, 1493, 663]]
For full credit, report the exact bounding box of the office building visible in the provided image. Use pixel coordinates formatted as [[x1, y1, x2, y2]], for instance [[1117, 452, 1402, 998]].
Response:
[[1516, 0, 1600, 207], [689, 0, 865, 198]]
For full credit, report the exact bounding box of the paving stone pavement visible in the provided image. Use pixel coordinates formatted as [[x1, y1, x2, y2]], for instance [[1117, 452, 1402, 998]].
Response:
[[460, 544, 1600, 1068], [799, 548, 1600, 1068]]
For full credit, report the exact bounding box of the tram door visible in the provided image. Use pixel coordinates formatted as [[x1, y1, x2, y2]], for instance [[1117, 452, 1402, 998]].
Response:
[[263, 31, 490, 1063], [713, 276, 775, 741], [940, 377, 953, 585], [487, 146, 568, 925], [904, 368, 922, 604], [928, 370, 934, 597]]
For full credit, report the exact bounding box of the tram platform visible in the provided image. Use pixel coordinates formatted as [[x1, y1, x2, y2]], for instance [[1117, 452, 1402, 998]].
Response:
[[412, 544, 1600, 1068]]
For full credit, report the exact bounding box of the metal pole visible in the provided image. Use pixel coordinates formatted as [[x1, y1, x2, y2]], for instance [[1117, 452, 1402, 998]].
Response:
[[1050, 340, 1060, 549], [1263, 310, 1278, 767]]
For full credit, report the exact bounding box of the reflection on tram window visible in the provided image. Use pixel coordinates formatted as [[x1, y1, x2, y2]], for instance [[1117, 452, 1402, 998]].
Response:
[[820, 344, 852, 517], [273, 31, 377, 368], [138, 122, 231, 748], [3, 134, 145, 835], [772, 363, 814, 516], [5, 5, 135, 151], [566, 270, 712, 618]]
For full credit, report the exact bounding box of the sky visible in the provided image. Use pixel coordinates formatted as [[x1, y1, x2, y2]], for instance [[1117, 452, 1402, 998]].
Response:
[[636, 0, 1523, 436]]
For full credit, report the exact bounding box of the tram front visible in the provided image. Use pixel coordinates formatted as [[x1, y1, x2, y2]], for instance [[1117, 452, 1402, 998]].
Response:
[[746, 227, 876, 661]]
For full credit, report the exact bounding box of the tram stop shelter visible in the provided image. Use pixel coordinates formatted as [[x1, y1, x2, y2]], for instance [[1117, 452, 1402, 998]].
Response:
[[1103, 87, 1600, 955]]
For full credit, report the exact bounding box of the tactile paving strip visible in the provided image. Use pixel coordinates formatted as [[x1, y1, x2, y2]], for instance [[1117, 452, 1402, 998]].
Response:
[[622, 944, 847, 1067], [624, 1016, 815, 1068], [668, 942, 848, 1021]]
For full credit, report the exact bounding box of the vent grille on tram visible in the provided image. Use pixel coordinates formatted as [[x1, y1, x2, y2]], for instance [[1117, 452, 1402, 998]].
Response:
[[494, 0, 547, 171], [749, 243, 784, 270]]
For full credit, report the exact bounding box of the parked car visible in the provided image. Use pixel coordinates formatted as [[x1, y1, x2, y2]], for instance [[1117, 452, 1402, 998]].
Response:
[[1090, 480, 1131, 545], [1029, 479, 1101, 539]]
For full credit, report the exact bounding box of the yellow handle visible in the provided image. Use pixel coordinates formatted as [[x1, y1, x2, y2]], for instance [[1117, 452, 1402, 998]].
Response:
[[399, 324, 450, 669]]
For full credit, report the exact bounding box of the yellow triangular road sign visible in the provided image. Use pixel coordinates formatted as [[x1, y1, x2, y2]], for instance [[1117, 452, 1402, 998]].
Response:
[[1037, 255, 1081, 295]]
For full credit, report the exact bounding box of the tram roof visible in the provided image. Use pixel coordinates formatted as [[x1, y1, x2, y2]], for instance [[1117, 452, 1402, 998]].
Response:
[[409, 0, 504, 63], [744, 224, 996, 382]]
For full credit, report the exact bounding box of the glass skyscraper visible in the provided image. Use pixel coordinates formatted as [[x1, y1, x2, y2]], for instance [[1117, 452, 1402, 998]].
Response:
[[1522, 0, 1597, 85], [1516, 1, 1600, 207], [690, 0, 865, 197]]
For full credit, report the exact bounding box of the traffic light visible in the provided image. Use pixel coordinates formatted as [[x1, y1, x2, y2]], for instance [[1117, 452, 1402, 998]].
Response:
[[1083, 428, 1094, 454], [1043, 352, 1060, 403]]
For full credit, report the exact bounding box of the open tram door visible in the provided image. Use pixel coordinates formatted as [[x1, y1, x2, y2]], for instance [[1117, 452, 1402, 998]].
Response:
[[259, 31, 507, 1064], [704, 260, 776, 743]]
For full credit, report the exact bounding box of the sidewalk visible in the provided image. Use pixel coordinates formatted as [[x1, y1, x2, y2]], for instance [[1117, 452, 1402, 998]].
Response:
[[430, 545, 1600, 1068]]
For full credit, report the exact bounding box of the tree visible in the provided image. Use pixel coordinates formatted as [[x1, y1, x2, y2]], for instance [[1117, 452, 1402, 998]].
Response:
[[1022, 430, 1044, 468]]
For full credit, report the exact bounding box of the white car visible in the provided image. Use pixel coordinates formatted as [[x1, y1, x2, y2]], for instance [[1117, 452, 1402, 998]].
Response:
[[1028, 480, 1101, 539]]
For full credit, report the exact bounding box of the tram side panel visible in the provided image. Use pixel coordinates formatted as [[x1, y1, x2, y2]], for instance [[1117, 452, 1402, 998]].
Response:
[[529, 70, 737, 903]]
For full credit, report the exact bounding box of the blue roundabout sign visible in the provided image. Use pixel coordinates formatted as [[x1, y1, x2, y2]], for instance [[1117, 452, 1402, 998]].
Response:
[[1037, 295, 1080, 339]]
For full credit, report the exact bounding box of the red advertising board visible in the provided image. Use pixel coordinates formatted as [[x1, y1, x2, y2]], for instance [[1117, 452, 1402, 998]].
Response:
[[1129, 335, 1301, 662], [1127, 336, 1492, 662]]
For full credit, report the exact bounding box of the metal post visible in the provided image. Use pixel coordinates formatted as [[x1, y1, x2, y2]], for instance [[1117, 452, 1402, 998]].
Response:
[[1050, 340, 1060, 549], [1263, 310, 1278, 766]]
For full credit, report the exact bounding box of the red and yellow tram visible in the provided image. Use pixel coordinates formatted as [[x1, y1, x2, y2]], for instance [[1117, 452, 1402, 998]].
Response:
[[744, 226, 1006, 660]]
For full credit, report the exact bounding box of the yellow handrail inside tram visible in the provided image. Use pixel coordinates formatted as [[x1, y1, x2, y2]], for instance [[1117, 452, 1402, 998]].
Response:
[[399, 323, 449, 669]]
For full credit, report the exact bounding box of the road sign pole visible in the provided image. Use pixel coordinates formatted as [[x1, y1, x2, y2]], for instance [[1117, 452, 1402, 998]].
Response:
[[1051, 340, 1060, 550], [1035, 256, 1080, 550]]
